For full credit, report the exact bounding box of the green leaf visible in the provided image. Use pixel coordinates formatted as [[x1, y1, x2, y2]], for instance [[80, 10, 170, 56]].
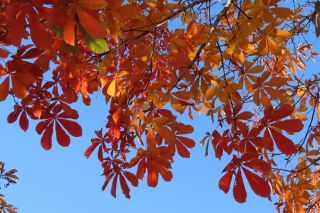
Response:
[[82, 28, 109, 54]]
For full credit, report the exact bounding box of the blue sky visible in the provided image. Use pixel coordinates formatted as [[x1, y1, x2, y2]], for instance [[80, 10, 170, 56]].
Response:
[[1, 93, 274, 213], [2, 1, 319, 212]]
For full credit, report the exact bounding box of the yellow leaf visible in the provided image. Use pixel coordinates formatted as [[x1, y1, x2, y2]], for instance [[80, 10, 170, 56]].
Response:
[[205, 87, 216, 100], [107, 79, 117, 97], [267, 37, 282, 55], [296, 88, 305, 98], [275, 30, 291, 41]]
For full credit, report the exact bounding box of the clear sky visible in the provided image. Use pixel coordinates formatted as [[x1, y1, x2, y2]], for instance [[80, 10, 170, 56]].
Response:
[[2, 1, 319, 212], [1, 92, 275, 213]]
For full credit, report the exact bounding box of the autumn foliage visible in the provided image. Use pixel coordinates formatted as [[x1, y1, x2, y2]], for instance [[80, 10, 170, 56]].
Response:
[[1, 0, 320, 212]]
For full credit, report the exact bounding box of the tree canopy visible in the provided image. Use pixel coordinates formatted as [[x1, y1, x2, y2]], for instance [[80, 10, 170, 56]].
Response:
[[1, 0, 320, 212]]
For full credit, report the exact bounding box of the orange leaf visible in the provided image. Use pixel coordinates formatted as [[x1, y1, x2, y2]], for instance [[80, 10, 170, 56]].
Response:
[[137, 159, 146, 179], [107, 79, 117, 97], [78, 0, 108, 10], [158, 168, 173, 182], [233, 170, 247, 203], [154, 125, 175, 142], [146, 129, 156, 148], [63, 15, 75, 46], [267, 37, 282, 55], [147, 166, 158, 187]]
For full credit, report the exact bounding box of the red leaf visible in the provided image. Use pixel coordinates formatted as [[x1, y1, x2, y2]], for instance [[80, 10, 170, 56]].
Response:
[[237, 111, 253, 120], [146, 129, 156, 148], [11, 76, 27, 98], [63, 15, 75, 46], [242, 168, 270, 198], [233, 170, 247, 203], [176, 136, 195, 148], [271, 119, 303, 132], [56, 121, 71, 147], [41, 122, 54, 150], [120, 173, 130, 199], [111, 174, 118, 198], [147, 166, 158, 187], [19, 111, 29, 132], [0, 48, 8, 58], [124, 171, 138, 187], [176, 141, 190, 158], [270, 104, 293, 121], [159, 168, 172, 182], [29, 12, 50, 50], [270, 128, 297, 155], [84, 142, 100, 158], [98, 146, 103, 162], [137, 159, 146, 179], [262, 129, 274, 151], [154, 125, 175, 142], [58, 119, 82, 137], [21, 48, 44, 59], [0, 78, 10, 101], [244, 159, 271, 175], [176, 124, 194, 134], [6, 13, 25, 46], [7, 111, 19, 124], [77, 9, 107, 38], [219, 171, 233, 193], [36, 120, 51, 134], [102, 173, 114, 191]]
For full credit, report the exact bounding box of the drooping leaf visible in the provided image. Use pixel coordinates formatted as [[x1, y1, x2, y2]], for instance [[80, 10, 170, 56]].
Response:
[[219, 171, 233, 193], [242, 168, 270, 198], [233, 170, 247, 203]]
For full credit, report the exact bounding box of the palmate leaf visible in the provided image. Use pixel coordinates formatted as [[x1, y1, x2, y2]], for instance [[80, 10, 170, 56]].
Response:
[[1, 0, 320, 210], [81, 27, 109, 54]]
